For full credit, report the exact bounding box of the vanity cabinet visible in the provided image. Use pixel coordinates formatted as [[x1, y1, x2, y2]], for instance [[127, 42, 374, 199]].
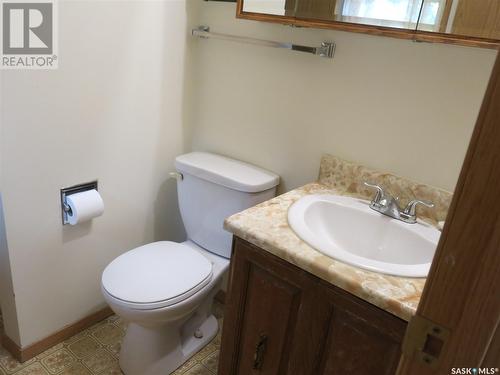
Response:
[[218, 237, 408, 375]]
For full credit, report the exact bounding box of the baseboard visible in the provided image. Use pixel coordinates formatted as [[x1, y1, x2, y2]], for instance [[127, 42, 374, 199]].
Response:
[[214, 290, 226, 304], [2, 306, 113, 363], [3, 292, 226, 363]]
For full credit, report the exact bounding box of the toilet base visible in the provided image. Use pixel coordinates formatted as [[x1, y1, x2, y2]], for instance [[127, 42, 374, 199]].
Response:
[[119, 314, 218, 375]]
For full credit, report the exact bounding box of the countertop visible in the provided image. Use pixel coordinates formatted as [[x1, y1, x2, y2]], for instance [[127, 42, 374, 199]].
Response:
[[224, 182, 427, 322]]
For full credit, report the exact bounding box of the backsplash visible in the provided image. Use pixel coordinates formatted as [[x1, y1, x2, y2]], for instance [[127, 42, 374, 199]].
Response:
[[318, 155, 453, 225]]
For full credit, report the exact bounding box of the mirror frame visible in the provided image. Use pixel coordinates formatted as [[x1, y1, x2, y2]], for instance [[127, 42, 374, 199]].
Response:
[[236, 0, 500, 49]]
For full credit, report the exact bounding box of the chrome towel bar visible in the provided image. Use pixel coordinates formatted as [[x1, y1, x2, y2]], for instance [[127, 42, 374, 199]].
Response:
[[191, 26, 335, 59]]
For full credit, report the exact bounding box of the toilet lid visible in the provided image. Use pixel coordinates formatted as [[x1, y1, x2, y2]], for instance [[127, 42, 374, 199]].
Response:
[[102, 241, 213, 308]]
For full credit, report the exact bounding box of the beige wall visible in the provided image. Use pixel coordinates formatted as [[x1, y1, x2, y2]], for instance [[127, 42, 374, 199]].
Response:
[[189, 1, 497, 193], [0, 0, 188, 346]]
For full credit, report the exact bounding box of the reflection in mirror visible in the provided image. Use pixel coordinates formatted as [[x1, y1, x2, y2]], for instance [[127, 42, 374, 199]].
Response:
[[242, 0, 289, 16], [415, 0, 447, 31], [240, 0, 500, 44], [419, 0, 500, 39], [325, 0, 432, 29], [242, 0, 448, 30]]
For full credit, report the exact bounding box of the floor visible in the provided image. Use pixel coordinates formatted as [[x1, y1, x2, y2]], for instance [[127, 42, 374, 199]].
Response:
[[0, 303, 223, 375]]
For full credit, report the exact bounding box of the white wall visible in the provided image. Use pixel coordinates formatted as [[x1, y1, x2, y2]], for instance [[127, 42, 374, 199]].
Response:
[[189, 1, 497, 193], [0, 0, 188, 346]]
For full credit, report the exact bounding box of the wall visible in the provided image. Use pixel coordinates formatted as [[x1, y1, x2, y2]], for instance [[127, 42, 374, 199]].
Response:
[[189, 1, 497, 193], [0, 0, 188, 347]]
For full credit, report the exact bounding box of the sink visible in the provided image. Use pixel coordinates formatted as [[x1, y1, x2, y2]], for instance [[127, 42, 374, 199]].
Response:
[[288, 194, 440, 277]]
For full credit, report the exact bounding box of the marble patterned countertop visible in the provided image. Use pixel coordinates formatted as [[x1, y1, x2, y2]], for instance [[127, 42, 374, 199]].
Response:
[[224, 155, 452, 322]]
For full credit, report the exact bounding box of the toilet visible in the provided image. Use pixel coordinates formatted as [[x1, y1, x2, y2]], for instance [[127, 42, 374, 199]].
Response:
[[101, 152, 279, 375]]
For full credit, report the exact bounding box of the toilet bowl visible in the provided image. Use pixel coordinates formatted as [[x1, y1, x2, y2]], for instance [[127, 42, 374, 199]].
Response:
[[101, 152, 279, 375], [102, 240, 228, 375]]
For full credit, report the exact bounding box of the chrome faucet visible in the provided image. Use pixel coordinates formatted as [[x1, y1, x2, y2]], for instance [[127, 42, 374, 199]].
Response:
[[363, 182, 434, 224]]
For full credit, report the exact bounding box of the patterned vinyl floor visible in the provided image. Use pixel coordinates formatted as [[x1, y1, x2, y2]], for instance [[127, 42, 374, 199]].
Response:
[[0, 303, 223, 375]]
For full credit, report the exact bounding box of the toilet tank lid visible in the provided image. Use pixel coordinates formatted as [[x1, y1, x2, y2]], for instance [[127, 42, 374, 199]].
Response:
[[175, 152, 279, 193]]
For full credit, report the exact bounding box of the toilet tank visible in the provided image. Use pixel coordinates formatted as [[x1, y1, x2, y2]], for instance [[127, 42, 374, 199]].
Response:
[[175, 152, 279, 259]]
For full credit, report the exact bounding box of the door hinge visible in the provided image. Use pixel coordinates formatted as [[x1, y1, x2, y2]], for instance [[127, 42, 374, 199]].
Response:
[[402, 315, 450, 368]]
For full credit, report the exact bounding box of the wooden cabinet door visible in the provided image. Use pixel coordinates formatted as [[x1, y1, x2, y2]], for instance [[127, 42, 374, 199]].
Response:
[[218, 239, 328, 375], [315, 282, 407, 375]]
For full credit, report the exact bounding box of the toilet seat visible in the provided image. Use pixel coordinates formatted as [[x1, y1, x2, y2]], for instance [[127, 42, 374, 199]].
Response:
[[102, 241, 213, 310]]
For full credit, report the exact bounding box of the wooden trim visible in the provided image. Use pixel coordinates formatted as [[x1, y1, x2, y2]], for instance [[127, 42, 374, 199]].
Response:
[[1, 335, 23, 362], [236, 1, 500, 49], [397, 53, 500, 373], [1, 307, 113, 363], [413, 30, 500, 49]]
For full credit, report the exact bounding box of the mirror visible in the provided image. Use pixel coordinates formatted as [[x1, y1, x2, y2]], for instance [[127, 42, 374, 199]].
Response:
[[290, 0, 427, 29], [418, 0, 500, 39], [242, 0, 290, 16], [238, 0, 500, 47]]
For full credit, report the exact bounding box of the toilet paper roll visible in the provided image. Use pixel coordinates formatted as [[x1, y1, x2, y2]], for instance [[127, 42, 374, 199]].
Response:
[[66, 189, 104, 225]]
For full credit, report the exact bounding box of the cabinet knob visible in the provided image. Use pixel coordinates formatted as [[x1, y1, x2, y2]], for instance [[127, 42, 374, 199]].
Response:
[[253, 334, 268, 370]]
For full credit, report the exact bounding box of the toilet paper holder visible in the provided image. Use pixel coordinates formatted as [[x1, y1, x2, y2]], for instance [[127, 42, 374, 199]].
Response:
[[60, 180, 98, 225]]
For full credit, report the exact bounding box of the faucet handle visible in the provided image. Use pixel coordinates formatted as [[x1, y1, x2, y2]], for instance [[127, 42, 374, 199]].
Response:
[[363, 181, 385, 203], [403, 199, 435, 217]]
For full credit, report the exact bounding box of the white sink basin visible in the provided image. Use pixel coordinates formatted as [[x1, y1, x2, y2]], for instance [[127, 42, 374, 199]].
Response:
[[288, 194, 440, 277]]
